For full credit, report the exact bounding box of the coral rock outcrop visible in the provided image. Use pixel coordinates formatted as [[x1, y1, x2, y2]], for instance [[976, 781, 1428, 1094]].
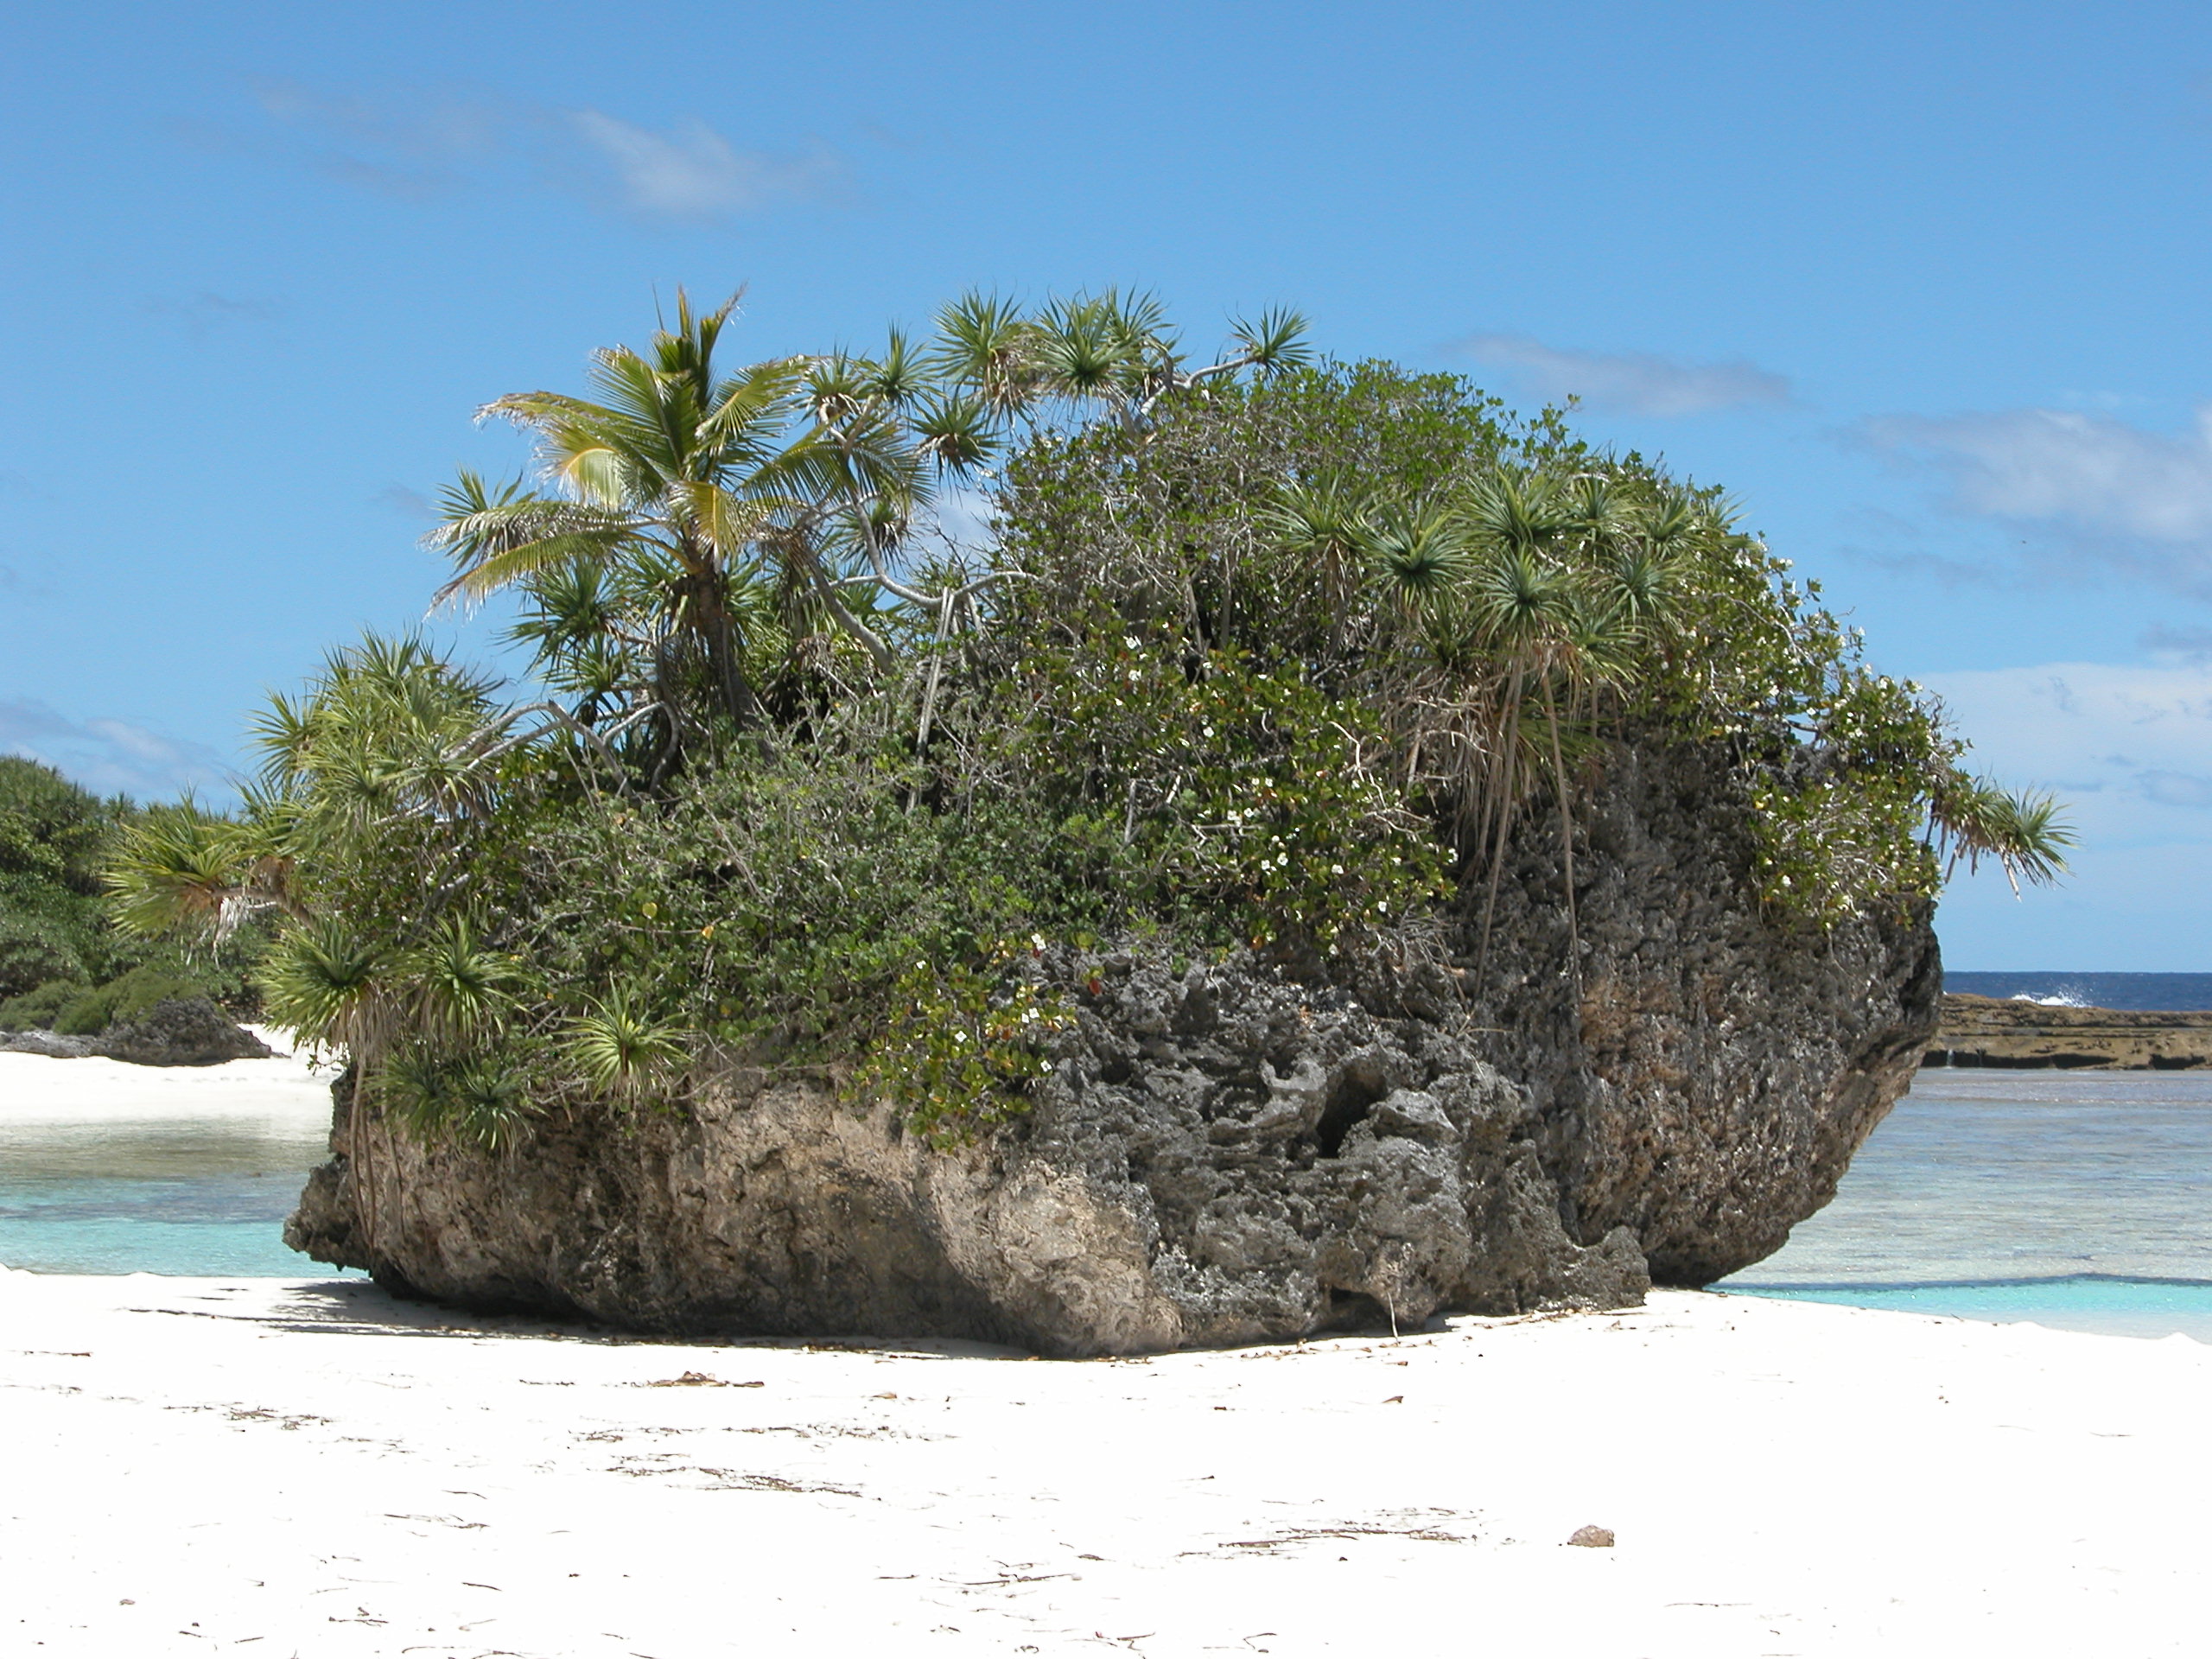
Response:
[[288, 743, 1939, 1352]]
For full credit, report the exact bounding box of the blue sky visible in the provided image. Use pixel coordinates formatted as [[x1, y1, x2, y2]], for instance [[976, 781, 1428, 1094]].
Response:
[[6, 1, 2211, 968]]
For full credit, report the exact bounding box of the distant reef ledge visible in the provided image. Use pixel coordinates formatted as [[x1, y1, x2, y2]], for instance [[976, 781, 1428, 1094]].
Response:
[[1926, 994, 2212, 1071]]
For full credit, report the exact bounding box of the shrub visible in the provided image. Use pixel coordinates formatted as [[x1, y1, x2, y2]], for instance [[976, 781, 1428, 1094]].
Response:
[[101, 297, 2071, 1154], [53, 964, 218, 1035], [0, 976, 86, 1032]]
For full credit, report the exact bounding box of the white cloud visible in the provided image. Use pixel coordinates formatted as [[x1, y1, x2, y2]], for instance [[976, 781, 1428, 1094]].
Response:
[[1918, 661, 2212, 843], [0, 699, 235, 803], [566, 111, 837, 221], [242, 81, 841, 225], [1455, 334, 1791, 416], [1860, 406, 2212, 594]]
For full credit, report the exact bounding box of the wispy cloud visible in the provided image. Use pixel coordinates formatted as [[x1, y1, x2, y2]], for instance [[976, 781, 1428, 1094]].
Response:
[[565, 111, 838, 222], [249, 80, 508, 198], [1833, 544, 2016, 591], [1919, 661, 2212, 842], [1454, 334, 1791, 416], [1859, 405, 2212, 595], [2141, 623, 2212, 665], [236, 80, 844, 225], [0, 698, 235, 803], [2137, 768, 2212, 809]]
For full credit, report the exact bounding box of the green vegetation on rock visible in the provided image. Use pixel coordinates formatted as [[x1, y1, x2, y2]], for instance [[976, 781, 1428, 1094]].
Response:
[[0, 757, 260, 1033], [105, 290, 2074, 1147]]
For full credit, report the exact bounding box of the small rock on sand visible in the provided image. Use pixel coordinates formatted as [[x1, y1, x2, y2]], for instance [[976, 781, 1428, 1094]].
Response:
[[1567, 1525, 1616, 1548]]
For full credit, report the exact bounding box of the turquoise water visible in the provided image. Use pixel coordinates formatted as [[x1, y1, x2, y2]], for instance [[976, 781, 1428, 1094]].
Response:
[[1721, 1069, 2212, 1341], [1738, 1276, 2212, 1340], [7, 1062, 2210, 1338], [0, 1109, 350, 1277]]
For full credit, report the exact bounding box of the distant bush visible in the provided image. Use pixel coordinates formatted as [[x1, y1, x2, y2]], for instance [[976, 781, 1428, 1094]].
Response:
[[0, 976, 85, 1032], [53, 964, 220, 1036], [0, 757, 112, 996]]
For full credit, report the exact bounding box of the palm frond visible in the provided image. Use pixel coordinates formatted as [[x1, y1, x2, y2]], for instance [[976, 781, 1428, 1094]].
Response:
[[1228, 306, 1313, 375]]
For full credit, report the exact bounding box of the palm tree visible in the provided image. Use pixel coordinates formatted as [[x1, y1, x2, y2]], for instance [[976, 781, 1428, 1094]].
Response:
[[429, 292, 930, 759]]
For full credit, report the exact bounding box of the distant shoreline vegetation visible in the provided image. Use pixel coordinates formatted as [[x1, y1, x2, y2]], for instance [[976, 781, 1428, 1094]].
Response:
[[98, 289, 2073, 1153], [0, 756, 261, 1036]]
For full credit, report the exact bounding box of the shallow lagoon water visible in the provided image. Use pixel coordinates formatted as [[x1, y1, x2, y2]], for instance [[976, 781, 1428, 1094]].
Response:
[[0, 1117, 344, 1275], [6, 1053, 2211, 1342], [1721, 1068, 2212, 1341], [0, 1048, 350, 1277]]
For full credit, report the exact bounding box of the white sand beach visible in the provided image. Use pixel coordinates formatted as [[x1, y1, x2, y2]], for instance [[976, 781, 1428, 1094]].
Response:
[[0, 1033, 333, 1128], [3, 1269, 2207, 1657]]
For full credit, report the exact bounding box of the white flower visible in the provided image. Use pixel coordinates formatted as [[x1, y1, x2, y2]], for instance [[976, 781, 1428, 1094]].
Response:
[[1123, 635, 1141, 651], [1030, 932, 1046, 950]]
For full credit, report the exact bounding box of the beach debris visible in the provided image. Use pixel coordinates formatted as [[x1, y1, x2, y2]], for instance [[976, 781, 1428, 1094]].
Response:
[[639, 1371, 761, 1388], [1567, 1525, 1616, 1548]]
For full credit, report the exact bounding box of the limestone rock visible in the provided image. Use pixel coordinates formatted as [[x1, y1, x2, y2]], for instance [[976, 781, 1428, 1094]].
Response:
[[288, 959, 1650, 1357], [0, 1028, 92, 1058], [1929, 995, 2212, 1071], [1464, 744, 1940, 1286], [285, 741, 1936, 1351], [93, 997, 271, 1067]]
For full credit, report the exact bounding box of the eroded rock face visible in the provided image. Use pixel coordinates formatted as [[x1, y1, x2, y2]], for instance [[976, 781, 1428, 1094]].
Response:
[[287, 961, 1648, 1357], [0, 1028, 92, 1058], [1929, 995, 2212, 1071], [1462, 744, 1942, 1286], [286, 741, 1938, 1352]]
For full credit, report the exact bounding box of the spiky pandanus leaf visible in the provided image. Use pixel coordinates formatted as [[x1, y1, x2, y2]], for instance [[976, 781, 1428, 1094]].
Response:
[[1933, 774, 2078, 894], [259, 917, 391, 1056], [104, 802, 251, 943], [564, 986, 689, 1102], [379, 1042, 536, 1153]]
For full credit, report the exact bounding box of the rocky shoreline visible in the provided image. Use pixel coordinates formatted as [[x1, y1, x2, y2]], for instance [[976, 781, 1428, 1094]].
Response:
[[0, 995, 271, 1067], [1926, 993, 2212, 1071]]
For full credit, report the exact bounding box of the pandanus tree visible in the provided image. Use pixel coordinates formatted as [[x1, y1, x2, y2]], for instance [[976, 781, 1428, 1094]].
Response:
[[1308, 451, 2072, 970], [435, 289, 1312, 774], [430, 292, 938, 768]]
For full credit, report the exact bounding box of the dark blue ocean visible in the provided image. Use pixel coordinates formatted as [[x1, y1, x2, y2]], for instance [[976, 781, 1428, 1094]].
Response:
[[1943, 969, 2212, 1009]]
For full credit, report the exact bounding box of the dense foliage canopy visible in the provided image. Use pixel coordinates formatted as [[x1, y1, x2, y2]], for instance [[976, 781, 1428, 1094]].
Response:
[[106, 291, 2073, 1150], [0, 757, 256, 1031]]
